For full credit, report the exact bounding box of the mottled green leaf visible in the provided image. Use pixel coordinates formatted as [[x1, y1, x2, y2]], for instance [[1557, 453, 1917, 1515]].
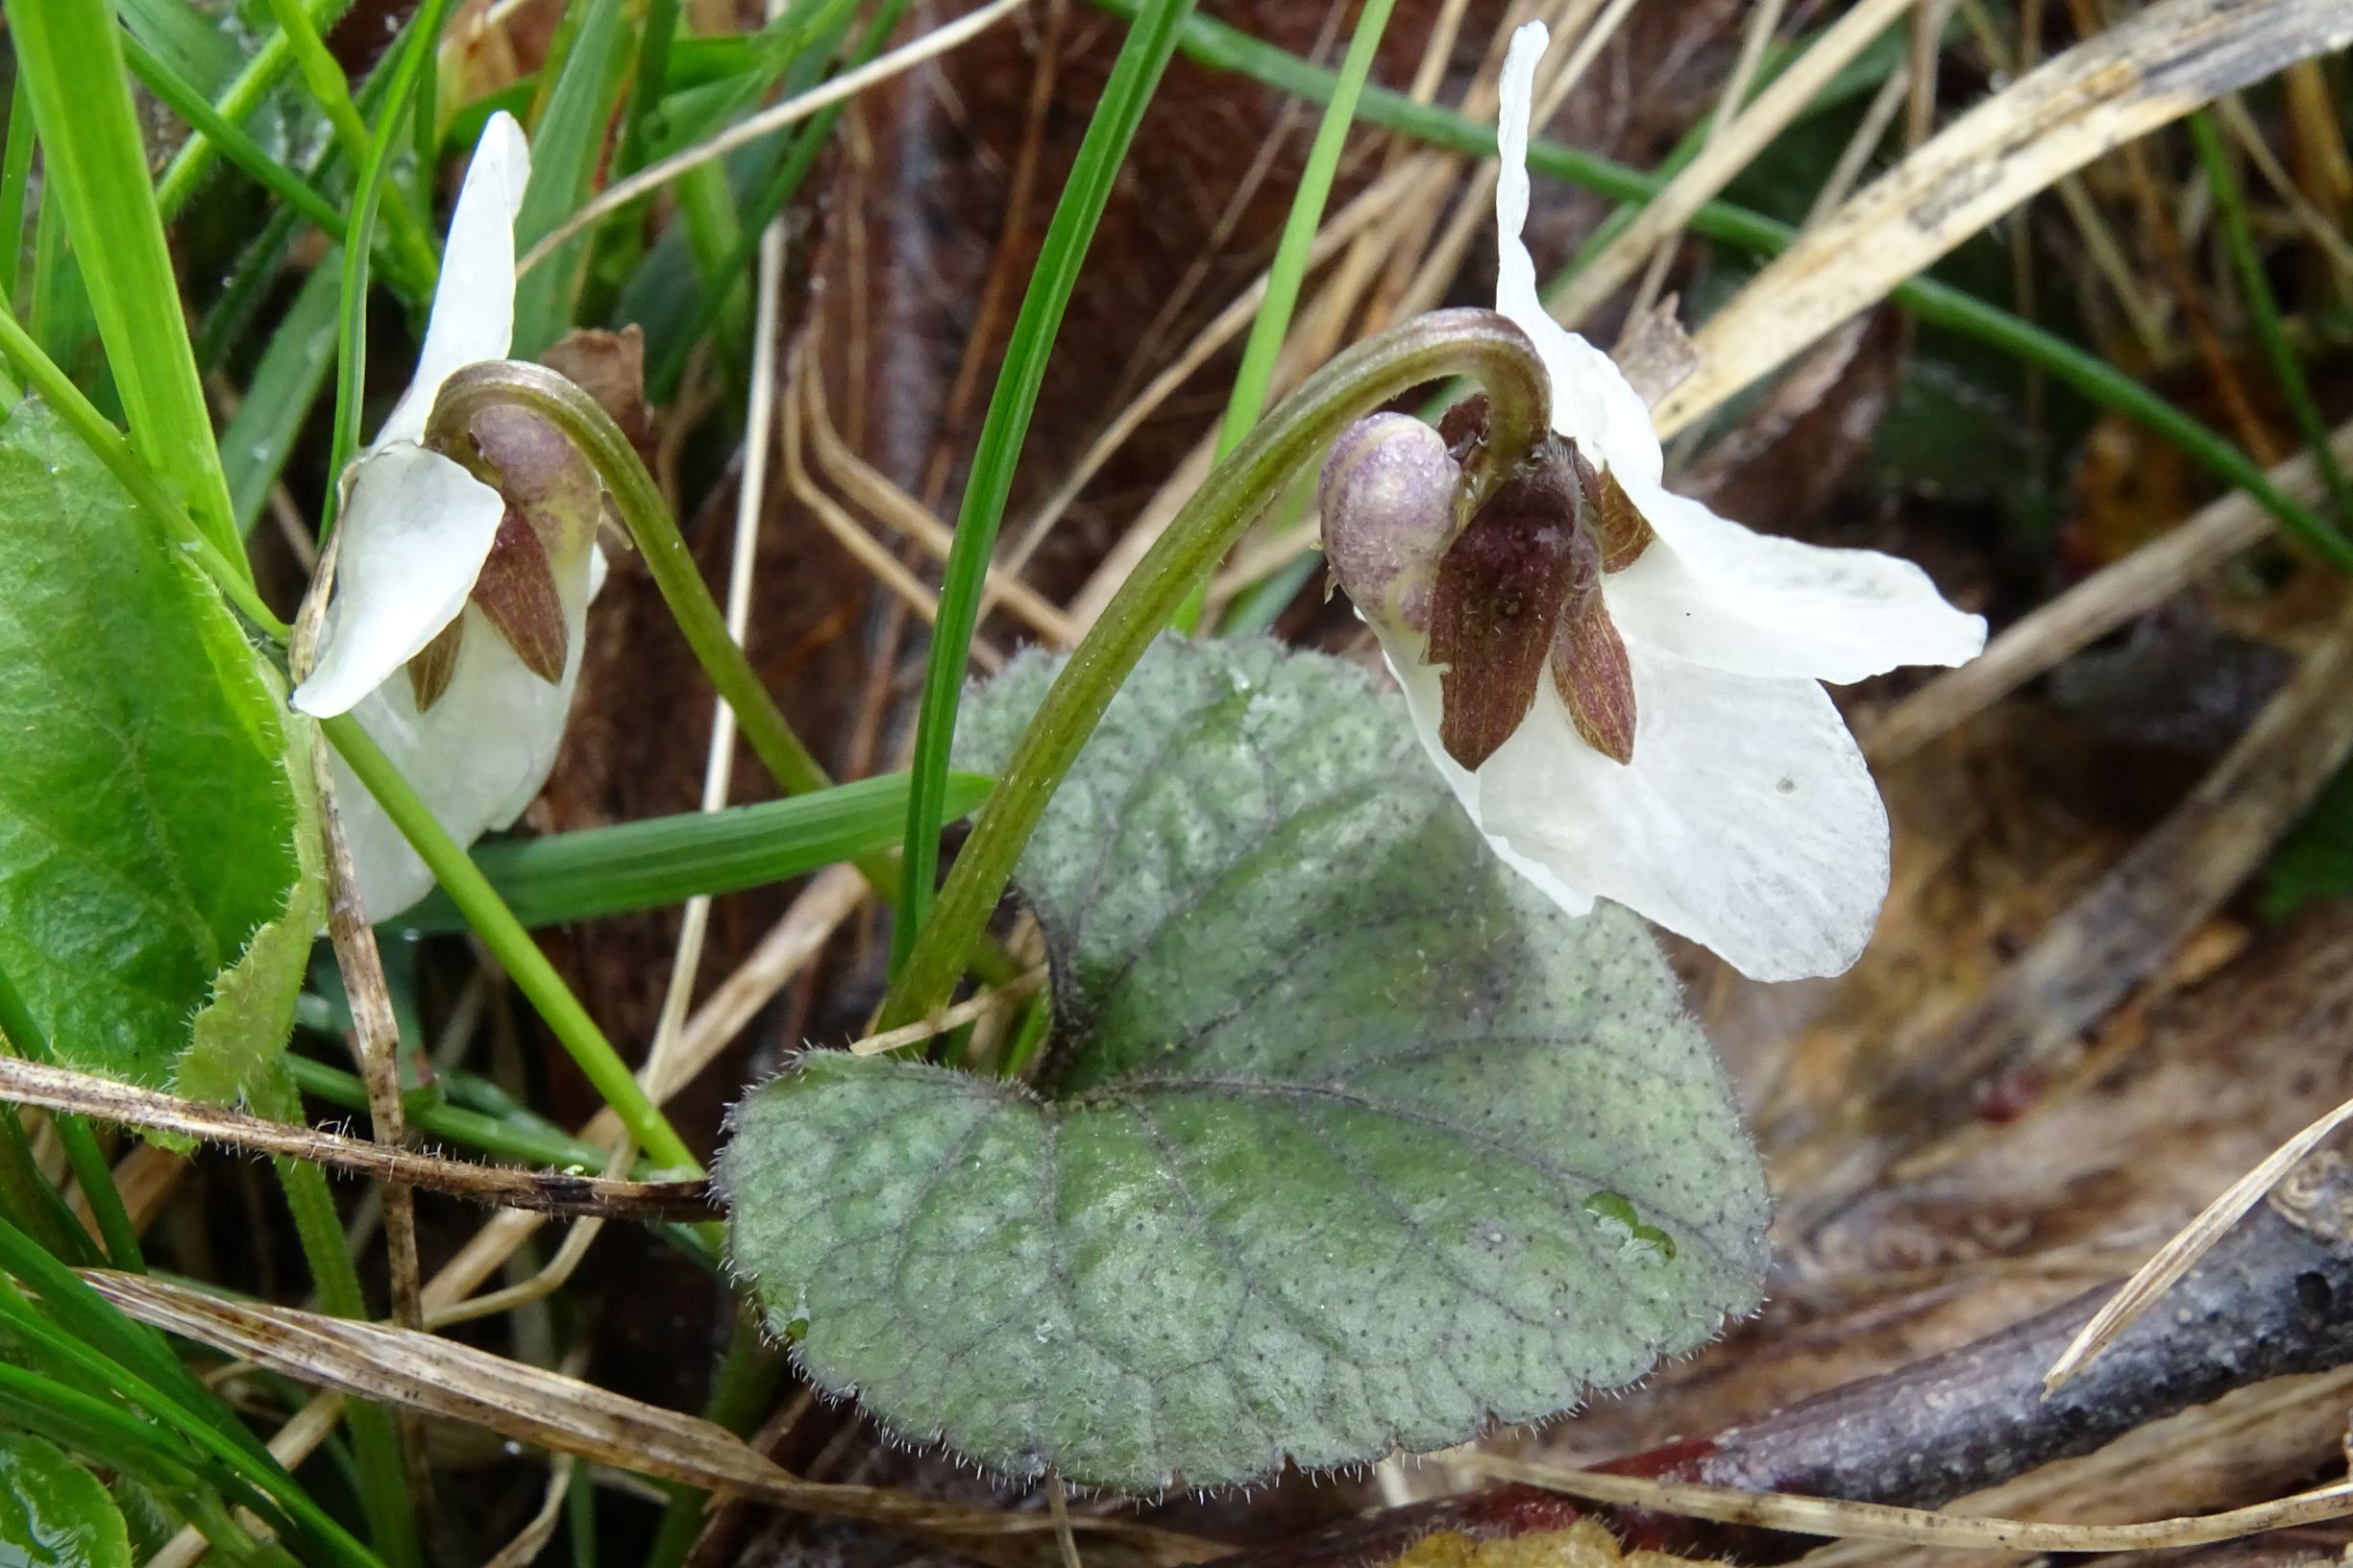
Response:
[[723, 638, 1769, 1492], [0, 1432, 130, 1568], [0, 399, 303, 1088]]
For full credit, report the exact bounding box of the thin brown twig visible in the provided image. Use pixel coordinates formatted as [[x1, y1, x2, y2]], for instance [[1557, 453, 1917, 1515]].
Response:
[[306, 730, 435, 1507], [0, 1057, 714, 1220]]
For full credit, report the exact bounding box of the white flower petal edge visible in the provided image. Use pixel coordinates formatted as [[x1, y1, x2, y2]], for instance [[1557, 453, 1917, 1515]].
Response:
[[290, 444, 505, 718], [1493, 21, 1987, 689], [1604, 483, 1988, 682], [1386, 643, 1890, 983], [376, 110, 531, 451], [326, 541, 598, 920], [1495, 22, 1660, 489]]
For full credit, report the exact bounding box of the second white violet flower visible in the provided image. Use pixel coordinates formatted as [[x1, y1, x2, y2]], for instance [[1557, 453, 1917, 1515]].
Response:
[[1322, 21, 1987, 983]]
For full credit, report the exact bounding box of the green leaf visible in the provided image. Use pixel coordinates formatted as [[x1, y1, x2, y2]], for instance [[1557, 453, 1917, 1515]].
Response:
[[399, 770, 993, 932], [0, 399, 302, 1089], [0, 1432, 130, 1568], [2264, 754, 2353, 920], [724, 638, 1769, 1492], [178, 701, 324, 1104]]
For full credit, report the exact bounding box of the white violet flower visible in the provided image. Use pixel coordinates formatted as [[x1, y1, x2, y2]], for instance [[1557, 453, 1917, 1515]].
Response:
[[1319, 21, 1986, 982], [292, 112, 606, 921]]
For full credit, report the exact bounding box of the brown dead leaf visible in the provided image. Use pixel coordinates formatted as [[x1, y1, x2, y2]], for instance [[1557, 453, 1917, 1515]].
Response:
[[541, 326, 655, 464]]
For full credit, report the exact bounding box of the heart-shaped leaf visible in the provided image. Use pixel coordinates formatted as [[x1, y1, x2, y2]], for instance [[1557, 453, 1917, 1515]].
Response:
[[0, 400, 307, 1092], [723, 638, 1768, 1492]]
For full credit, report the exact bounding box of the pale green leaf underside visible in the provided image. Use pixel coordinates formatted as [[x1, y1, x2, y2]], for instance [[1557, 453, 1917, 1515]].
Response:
[[725, 638, 1768, 1492], [0, 399, 300, 1088], [0, 1432, 132, 1568]]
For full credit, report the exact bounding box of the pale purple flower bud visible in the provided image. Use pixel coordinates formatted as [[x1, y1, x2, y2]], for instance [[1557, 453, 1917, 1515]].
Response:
[[1318, 412, 1459, 637]]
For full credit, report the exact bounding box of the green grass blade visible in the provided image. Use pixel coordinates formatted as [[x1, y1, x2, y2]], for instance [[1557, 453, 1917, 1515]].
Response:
[[117, 0, 240, 98], [323, 714, 698, 1173], [0, 1269, 379, 1568], [4, 0, 243, 572], [616, 0, 683, 175], [0, 81, 35, 311], [0, 1102, 94, 1265], [2191, 108, 2353, 526], [123, 35, 351, 245], [0, 959, 142, 1270], [0, 1364, 215, 1502], [1175, 0, 1396, 633], [0, 1221, 241, 1458], [323, 0, 460, 533], [223, 262, 342, 536], [643, 0, 890, 400], [399, 771, 991, 931], [154, 0, 357, 220], [26, 181, 93, 378], [251, 0, 438, 291], [895, 0, 1196, 970], [511, 0, 631, 355], [241, 1063, 420, 1568], [1090, 0, 2353, 572], [1214, 0, 1396, 458]]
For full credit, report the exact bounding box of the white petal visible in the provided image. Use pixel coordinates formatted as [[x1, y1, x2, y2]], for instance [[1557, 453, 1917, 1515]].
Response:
[[329, 533, 597, 921], [375, 111, 531, 451], [1493, 23, 1663, 488], [1386, 639, 1890, 981], [1604, 479, 1989, 684], [292, 445, 505, 718], [1377, 640, 1599, 919]]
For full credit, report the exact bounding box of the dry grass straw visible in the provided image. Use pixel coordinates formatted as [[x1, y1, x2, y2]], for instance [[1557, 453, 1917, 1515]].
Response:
[[1869, 417, 2353, 764], [849, 968, 1048, 1057], [1554, 0, 1919, 330], [2043, 1107, 2353, 1391], [147, 865, 869, 1568], [781, 347, 1000, 668], [1060, 0, 1629, 630], [1654, 0, 2353, 438], [1781, 593, 2353, 1228], [1462, 1455, 2353, 1551], [480, 1455, 576, 1568], [518, 0, 1038, 276], [88, 1270, 1212, 1560]]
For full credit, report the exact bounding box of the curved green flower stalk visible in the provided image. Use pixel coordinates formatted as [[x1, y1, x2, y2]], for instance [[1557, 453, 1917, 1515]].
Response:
[[876, 306, 1552, 1030]]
